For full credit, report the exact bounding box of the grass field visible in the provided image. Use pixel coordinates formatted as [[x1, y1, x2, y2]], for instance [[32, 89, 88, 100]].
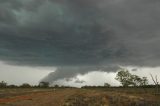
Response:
[[0, 88, 160, 106]]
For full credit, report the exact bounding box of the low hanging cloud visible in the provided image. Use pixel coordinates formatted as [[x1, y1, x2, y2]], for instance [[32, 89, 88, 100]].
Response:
[[41, 66, 120, 83], [1, 0, 160, 83]]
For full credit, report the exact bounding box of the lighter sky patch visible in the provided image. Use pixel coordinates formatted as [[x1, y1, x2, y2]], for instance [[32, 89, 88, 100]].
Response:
[[0, 61, 55, 85]]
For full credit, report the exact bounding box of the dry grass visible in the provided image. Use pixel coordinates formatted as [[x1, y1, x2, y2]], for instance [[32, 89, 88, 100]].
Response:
[[0, 88, 160, 106]]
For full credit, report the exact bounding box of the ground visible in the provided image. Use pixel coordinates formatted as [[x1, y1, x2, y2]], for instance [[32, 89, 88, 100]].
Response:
[[0, 88, 160, 106]]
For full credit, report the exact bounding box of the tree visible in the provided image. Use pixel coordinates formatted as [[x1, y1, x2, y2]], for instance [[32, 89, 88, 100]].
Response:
[[20, 83, 31, 88], [130, 75, 148, 87], [115, 68, 149, 87], [104, 83, 111, 87], [0, 81, 7, 88], [130, 75, 142, 86], [140, 77, 148, 86], [8, 84, 18, 88], [39, 81, 49, 88], [115, 68, 132, 87], [54, 84, 59, 88], [150, 74, 159, 94]]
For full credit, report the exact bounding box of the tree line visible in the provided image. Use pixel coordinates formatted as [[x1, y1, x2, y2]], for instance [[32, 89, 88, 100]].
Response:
[[0, 81, 48, 88], [0, 81, 74, 88]]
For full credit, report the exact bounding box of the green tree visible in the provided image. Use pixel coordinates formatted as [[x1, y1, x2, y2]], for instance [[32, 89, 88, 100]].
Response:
[[115, 68, 132, 87], [140, 77, 148, 86], [115, 68, 149, 87], [130, 75, 142, 86]]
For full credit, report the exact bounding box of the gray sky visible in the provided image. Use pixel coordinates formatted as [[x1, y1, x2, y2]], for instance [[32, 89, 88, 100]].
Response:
[[0, 0, 160, 86]]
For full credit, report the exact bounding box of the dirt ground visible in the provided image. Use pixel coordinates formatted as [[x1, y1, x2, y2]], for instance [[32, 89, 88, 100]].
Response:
[[0, 88, 159, 106]]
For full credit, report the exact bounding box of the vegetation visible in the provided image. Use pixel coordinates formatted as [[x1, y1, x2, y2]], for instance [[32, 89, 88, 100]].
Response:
[[115, 68, 148, 87], [104, 83, 111, 87], [150, 74, 160, 94], [0, 81, 7, 88], [39, 81, 50, 88], [20, 83, 32, 88]]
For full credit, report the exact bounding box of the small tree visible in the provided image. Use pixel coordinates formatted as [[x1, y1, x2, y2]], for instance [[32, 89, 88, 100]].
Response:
[[150, 74, 159, 94], [54, 84, 59, 88], [8, 85, 18, 88], [20, 83, 31, 88], [130, 75, 142, 87], [140, 77, 148, 86], [39, 81, 49, 88], [104, 83, 111, 87], [0, 81, 7, 88]]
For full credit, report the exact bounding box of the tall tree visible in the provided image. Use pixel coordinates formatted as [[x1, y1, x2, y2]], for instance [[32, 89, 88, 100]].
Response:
[[115, 68, 132, 87]]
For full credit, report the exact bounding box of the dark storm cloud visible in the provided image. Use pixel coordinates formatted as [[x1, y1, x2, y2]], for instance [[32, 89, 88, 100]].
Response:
[[1, 0, 160, 82], [0, 0, 116, 66]]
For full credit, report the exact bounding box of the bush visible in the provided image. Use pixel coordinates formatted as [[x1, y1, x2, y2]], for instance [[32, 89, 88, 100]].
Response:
[[20, 83, 31, 88], [39, 81, 49, 88], [0, 81, 7, 88]]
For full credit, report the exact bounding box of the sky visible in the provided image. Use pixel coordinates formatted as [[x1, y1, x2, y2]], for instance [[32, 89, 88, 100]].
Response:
[[0, 0, 160, 87]]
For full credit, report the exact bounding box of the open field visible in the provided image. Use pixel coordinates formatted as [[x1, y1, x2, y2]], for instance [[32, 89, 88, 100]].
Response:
[[0, 88, 160, 106]]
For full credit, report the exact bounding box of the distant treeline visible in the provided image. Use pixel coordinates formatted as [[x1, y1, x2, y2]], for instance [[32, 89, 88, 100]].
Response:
[[0, 81, 75, 88], [81, 85, 160, 88], [0, 80, 160, 89]]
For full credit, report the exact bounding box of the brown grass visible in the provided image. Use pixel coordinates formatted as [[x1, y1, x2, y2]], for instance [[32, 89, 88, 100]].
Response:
[[0, 88, 159, 106]]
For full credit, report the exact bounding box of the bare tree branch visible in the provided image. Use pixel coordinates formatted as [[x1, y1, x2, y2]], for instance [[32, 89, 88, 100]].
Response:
[[150, 74, 157, 85], [156, 75, 158, 84]]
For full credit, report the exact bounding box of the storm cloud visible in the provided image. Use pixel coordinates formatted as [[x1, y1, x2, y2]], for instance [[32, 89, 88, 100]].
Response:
[[1, 0, 160, 82]]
